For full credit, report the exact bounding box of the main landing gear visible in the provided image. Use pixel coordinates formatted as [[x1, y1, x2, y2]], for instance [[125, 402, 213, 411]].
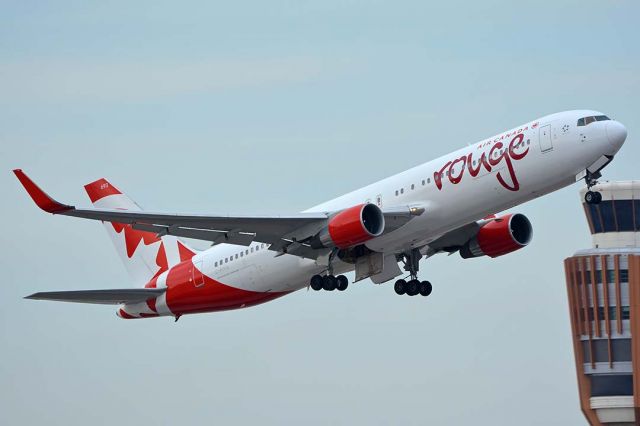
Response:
[[584, 171, 603, 205], [310, 274, 349, 292], [394, 248, 432, 297], [394, 279, 432, 297]]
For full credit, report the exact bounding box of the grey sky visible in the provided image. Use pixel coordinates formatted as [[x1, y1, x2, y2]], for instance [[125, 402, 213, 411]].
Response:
[[1, 1, 639, 424]]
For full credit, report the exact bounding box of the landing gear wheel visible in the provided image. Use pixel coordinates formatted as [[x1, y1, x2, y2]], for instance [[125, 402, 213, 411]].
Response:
[[406, 279, 420, 296], [584, 191, 594, 204], [419, 281, 432, 297], [336, 275, 349, 291], [322, 275, 337, 291], [310, 275, 323, 291], [585, 191, 602, 205], [394, 279, 406, 295]]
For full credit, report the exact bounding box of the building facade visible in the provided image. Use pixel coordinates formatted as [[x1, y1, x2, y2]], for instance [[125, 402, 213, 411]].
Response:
[[565, 181, 640, 425]]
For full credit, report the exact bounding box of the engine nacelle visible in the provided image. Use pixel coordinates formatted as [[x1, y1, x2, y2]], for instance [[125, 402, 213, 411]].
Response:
[[311, 203, 385, 249], [460, 213, 532, 259]]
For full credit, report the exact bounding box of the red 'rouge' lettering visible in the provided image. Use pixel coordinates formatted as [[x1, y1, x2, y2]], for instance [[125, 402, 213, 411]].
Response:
[[435, 134, 530, 192], [433, 161, 452, 190], [467, 151, 492, 177], [509, 133, 528, 160], [448, 156, 467, 184]]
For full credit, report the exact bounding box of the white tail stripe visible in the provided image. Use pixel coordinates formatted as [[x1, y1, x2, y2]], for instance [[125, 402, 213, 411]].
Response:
[[163, 237, 182, 267], [155, 293, 173, 316], [156, 270, 168, 288]]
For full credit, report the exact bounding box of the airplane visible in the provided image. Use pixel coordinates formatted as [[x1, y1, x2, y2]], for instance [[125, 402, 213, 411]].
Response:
[[14, 110, 627, 320]]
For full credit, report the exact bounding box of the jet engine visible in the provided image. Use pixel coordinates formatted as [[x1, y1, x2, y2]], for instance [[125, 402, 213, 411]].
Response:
[[460, 213, 532, 259], [310, 203, 385, 249]]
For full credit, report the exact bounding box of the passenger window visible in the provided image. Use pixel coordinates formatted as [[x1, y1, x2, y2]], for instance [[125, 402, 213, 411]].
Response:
[[427, 178, 431, 183], [400, 188, 404, 194], [215, 262, 218, 267], [411, 184, 415, 190], [225, 258, 228, 263], [422, 179, 425, 186], [235, 254, 238, 259], [240, 252, 243, 257], [395, 190, 398, 196], [245, 250, 249, 255]]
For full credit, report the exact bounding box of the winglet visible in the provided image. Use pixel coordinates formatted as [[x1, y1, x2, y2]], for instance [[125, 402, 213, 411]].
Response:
[[13, 169, 74, 213]]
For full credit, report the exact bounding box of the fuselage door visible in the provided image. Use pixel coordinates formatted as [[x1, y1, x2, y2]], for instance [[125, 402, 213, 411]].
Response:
[[539, 124, 553, 152], [193, 258, 205, 287]]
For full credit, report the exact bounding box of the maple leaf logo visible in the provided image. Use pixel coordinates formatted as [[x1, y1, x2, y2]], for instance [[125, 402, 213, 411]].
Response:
[[111, 222, 161, 258]]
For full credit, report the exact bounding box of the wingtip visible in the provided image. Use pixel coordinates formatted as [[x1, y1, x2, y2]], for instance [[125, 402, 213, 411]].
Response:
[[13, 169, 74, 214]]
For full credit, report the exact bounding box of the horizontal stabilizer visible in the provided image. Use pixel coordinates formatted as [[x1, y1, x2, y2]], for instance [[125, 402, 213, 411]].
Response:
[[25, 288, 166, 305]]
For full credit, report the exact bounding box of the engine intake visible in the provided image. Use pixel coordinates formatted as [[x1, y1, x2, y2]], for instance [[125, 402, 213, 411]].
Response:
[[312, 203, 385, 249], [460, 213, 532, 259]]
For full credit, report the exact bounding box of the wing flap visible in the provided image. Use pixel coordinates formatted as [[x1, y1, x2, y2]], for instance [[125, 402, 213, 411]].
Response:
[[132, 223, 258, 246], [25, 288, 166, 305]]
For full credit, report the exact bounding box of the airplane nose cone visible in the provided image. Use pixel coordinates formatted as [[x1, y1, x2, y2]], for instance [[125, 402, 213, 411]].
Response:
[[606, 121, 628, 151]]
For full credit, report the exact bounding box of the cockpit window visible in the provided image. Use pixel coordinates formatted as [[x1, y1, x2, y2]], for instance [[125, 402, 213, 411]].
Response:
[[577, 115, 610, 126]]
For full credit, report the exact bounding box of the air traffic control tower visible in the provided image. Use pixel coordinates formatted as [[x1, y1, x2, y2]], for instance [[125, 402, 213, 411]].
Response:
[[565, 181, 640, 425]]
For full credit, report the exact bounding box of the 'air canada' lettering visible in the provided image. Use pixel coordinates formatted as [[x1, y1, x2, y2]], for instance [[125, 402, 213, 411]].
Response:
[[434, 134, 529, 192]]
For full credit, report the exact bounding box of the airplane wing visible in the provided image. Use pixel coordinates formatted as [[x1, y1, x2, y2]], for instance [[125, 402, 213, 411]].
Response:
[[25, 288, 166, 305], [14, 170, 423, 259]]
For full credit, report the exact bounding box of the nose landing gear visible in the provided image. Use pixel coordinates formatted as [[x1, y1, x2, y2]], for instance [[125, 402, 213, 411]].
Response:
[[394, 248, 433, 297], [585, 190, 602, 205], [584, 171, 603, 205]]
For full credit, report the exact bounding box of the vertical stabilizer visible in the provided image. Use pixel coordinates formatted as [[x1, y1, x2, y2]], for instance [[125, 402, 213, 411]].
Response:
[[84, 178, 196, 286]]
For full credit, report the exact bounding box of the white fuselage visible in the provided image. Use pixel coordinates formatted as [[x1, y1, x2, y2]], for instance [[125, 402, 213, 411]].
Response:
[[194, 110, 627, 293]]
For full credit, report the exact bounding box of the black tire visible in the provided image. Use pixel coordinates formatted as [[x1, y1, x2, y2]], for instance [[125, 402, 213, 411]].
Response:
[[336, 275, 349, 291], [419, 281, 432, 297], [322, 275, 337, 291], [394, 279, 406, 295], [594, 191, 603, 204], [586, 191, 603, 205], [310, 275, 323, 291], [406, 279, 419, 296], [585, 191, 594, 204]]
